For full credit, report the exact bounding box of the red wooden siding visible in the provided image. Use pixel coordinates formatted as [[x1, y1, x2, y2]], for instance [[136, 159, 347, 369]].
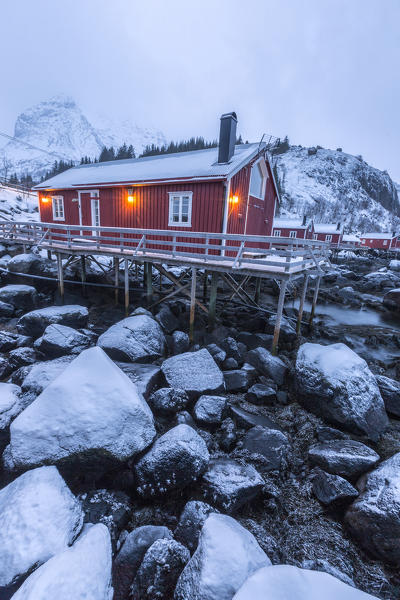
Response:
[[360, 236, 394, 249], [313, 232, 342, 246]]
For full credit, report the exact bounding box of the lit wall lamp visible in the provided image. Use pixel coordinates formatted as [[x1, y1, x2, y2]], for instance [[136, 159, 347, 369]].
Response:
[[230, 195, 239, 204], [42, 196, 50, 203], [127, 188, 135, 203]]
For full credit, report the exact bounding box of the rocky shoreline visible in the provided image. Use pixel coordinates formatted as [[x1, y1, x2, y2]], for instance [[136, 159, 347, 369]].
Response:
[[0, 246, 399, 599]]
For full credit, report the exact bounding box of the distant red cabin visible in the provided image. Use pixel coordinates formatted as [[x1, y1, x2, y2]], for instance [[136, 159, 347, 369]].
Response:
[[272, 216, 314, 241], [359, 233, 398, 249], [33, 113, 279, 247], [312, 223, 344, 246]]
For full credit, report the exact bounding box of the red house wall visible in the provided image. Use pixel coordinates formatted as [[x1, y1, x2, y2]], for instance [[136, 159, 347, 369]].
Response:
[[272, 226, 307, 239], [314, 232, 342, 245], [360, 237, 393, 249]]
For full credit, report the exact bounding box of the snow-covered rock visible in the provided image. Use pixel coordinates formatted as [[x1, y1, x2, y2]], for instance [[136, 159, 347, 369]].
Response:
[[20, 356, 73, 398], [174, 501, 217, 555], [0, 383, 23, 449], [200, 458, 264, 513], [193, 395, 227, 426], [0, 466, 83, 588], [161, 349, 225, 396], [8, 347, 156, 470], [148, 387, 189, 415], [243, 426, 290, 471], [114, 525, 172, 600], [295, 343, 388, 441], [0, 331, 31, 352], [232, 564, 378, 600], [10, 523, 113, 600], [375, 374, 400, 417], [345, 452, 400, 565], [97, 314, 165, 362], [308, 440, 379, 479], [135, 424, 209, 497], [0, 284, 37, 311], [245, 347, 287, 385], [115, 362, 161, 400], [17, 305, 89, 338], [389, 259, 400, 271], [174, 513, 270, 600], [312, 469, 359, 507], [34, 324, 91, 357]]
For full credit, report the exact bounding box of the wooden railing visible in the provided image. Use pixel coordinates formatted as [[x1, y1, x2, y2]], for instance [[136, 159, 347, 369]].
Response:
[[0, 221, 328, 275]]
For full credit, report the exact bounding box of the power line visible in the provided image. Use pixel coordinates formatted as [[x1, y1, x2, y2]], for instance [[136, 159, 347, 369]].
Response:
[[0, 131, 75, 162]]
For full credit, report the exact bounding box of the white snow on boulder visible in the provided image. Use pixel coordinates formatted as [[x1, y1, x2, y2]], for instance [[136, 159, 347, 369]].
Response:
[[0, 383, 23, 431], [17, 305, 89, 338], [8, 347, 156, 469], [11, 523, 113, 600], [0, 466, 83, 587], [97, 314, 165, 362], [232, 565, 378, 599], [296, 343, 388, 441], [174, 513, 270, 600], [162, 349, 225, 396]]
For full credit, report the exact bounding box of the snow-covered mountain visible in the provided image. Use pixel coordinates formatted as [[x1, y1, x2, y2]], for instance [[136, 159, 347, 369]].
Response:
[[272, 145, 400, 232], [0, 185, 38, 222], [0, 95, 166, 180]]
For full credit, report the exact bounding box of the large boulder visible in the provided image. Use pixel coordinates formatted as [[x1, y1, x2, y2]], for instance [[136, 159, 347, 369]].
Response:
[[245, 347, 287, 385], [232, 565, 378, 600], [132, 539, 190, 600], [243, 426, 290, 471], [114, 525, 172, 600], [148, 387, 189, 415], [345, 452, 400, 565], [295, 343, 388, 441], [7, 347, 156, 470], [174, 513, 270, 600], [161, 349, 224, 396], [200, 458, 264, 513], [0, 284, 37, 311], [174, 501, 217, 555], [0, 466, 83, 588], [10, 523, 113, 600], [308, 440, 379, 479], [17, 305, 89, 338], [375, 374, 400, 417], [135, 424, 209, 497], [34, 324, 91, 358], [19, 356, 73, 399], [97, 314, 165, 362], [193, 395, 227, 426], [115, 362, 161, 400], [0, 331, 31, 353]]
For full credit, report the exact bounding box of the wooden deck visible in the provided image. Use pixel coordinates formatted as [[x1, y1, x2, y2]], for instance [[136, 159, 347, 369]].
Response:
[[0, 221, 328, 281]]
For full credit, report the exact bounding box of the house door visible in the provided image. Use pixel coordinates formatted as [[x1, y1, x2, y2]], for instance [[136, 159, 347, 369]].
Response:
[[79, 192, 100, 237]]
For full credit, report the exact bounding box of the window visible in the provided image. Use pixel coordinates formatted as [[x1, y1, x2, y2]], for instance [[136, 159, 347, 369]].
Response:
[[289, 231, 297, 238], [370, 240, 373, 244], [91, 198, 100, 227], [383, 239, 388, 246], [168, 192, 192, 227], [312, 233, 318, 240], [273, 230, 281, 237], [325, 234, 332, 242], [52, 196, 64, 221], [249, 158, 268, 199]]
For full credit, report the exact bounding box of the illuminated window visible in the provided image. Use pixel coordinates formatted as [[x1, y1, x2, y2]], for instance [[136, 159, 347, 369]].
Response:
[[273, 230, 281, 237], [325, 234, 332, 242], [289, 231, 297, 238], [168, 192, 192, 227], [249, 158, 268, 199], [52, 196, 64, 221]]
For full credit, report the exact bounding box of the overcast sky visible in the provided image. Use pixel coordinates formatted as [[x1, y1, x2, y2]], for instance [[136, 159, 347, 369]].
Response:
[[1, 0, 399, 179]]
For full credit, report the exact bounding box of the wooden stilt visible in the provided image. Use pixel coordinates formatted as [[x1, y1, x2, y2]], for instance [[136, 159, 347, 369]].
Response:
[[47, 250, 52, 260], [309, 275, 321, 328], [124, 258, 129, 316], [114, 257, 119, 305], [57, 253, 64, 304], [203, 270, 208, 303], [254, 277, 261, 304], [296, 274, 309, 336], [271, 279, 287, 356], [146, 263, 153, 305], [189, 267, 197, 343], [208, 271, 218, 331], [80, 256, 87, 297]]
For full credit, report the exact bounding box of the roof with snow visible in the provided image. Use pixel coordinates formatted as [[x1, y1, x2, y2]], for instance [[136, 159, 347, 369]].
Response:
[[314, 223, 344, 234], [342, 234, 361, 242], [273, 216, 310, 229], [33, 144, 265, 190], [360, 232, 397, 239]]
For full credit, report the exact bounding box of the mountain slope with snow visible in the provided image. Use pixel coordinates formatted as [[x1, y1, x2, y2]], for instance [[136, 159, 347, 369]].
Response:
[[273, 145, 400, 232], [0, 185, 38, 222], [0, 96, 166, 180]]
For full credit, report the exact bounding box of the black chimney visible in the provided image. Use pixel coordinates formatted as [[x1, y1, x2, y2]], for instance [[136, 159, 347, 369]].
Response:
[[302, 215, 307, 226], [218, 112, 237, 164]]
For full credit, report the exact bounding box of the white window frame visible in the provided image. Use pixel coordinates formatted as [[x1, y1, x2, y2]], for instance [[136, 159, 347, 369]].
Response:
[[325, 234, 332, 242], [383, 239, 388, 246], [52, 196, 64, 221], [273, 230, 281, 237], [312, 233, 318, 240], [370, 239, 373, 244], [289, 230, 297, 238], [168, 192, 192, 227], [249, 157, 268, 200], [91, 197, 100, 230]]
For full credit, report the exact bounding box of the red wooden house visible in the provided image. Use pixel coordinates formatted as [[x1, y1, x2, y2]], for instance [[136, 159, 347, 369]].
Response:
[[33, 114, 279, 249], [312, 223, 344, 246], [272, 215, 314, 240], [359, 232, 397, 249]]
